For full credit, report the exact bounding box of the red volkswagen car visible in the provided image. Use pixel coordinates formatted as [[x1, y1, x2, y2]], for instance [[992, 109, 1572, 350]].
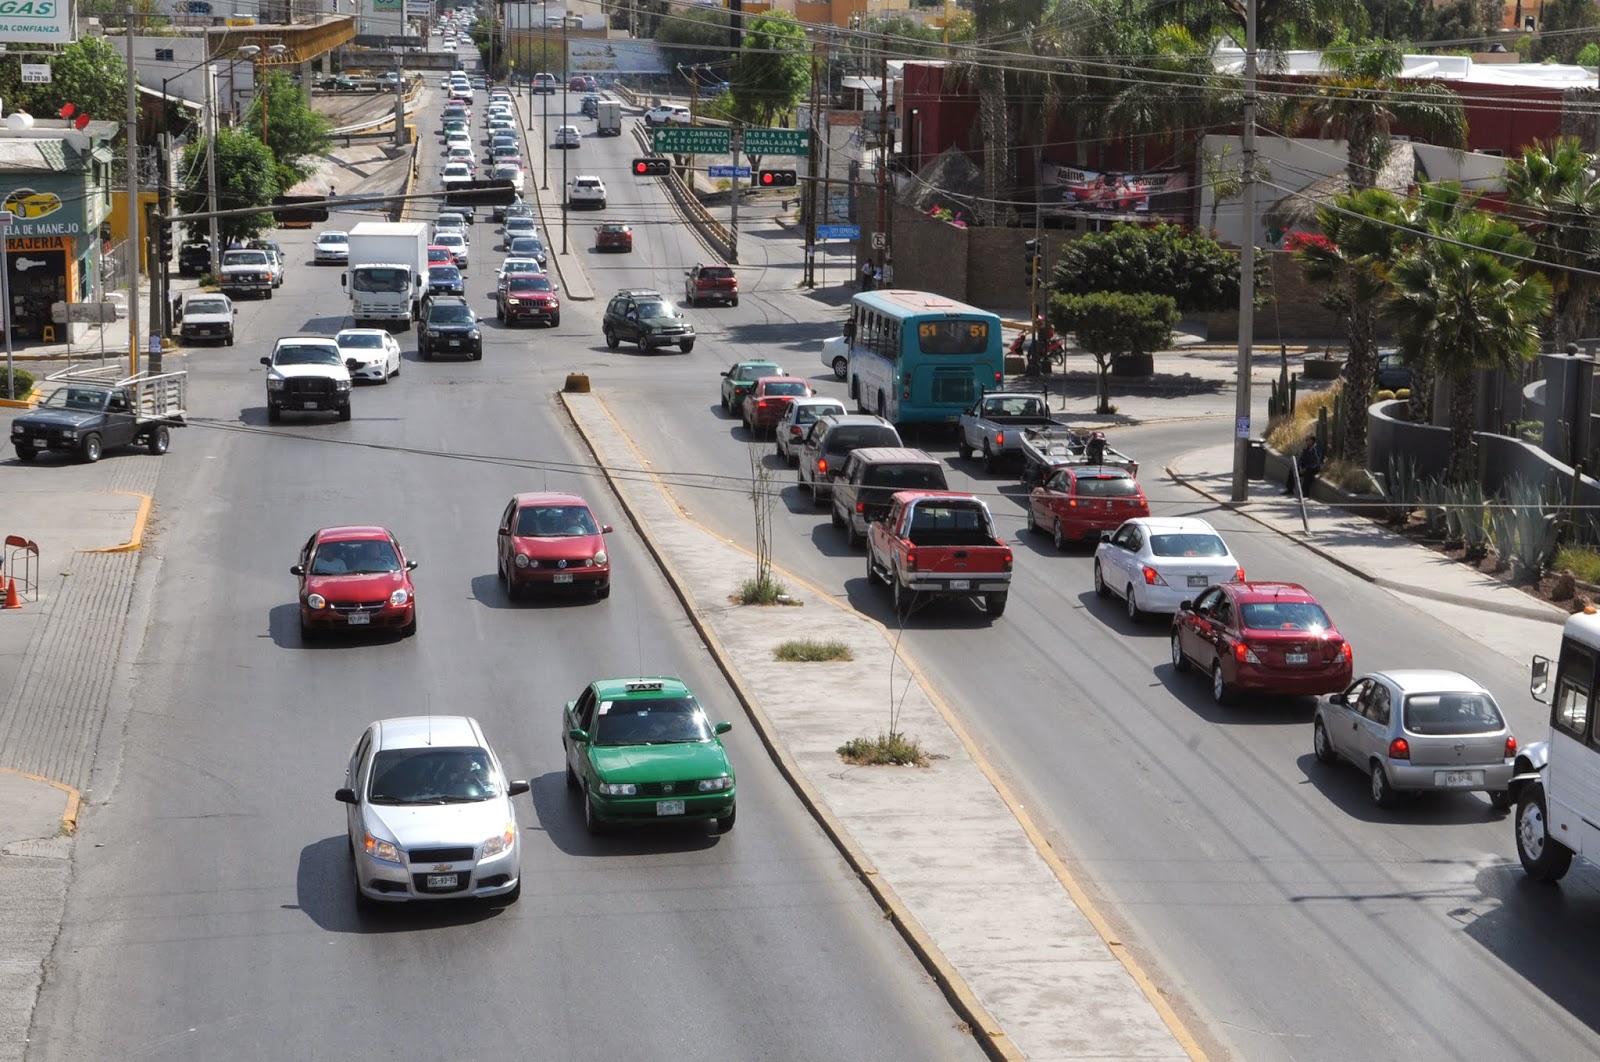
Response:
[[1026, 465, 1150, 548], [1170, 581, 1353, 705], [291, 526, 418, 640], [496, 492, 613, 601], [740, 376, 814, 436]]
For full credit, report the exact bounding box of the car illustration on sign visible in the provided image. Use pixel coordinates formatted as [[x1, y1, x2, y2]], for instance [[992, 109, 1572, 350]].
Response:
[[3, 188, 62, 219]]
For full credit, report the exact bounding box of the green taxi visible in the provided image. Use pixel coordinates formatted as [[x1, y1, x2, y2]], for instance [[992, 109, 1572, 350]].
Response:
[[563, 677, 736, 834], [719, 359, 784, 413]]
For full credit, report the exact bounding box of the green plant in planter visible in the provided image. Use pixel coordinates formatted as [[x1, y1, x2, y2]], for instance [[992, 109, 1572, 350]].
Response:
[[1488, 477, 1563, 580], [1382, 456, 1423, 526], [1443, 480, 1488, 556], [0, 367, 36, 399]]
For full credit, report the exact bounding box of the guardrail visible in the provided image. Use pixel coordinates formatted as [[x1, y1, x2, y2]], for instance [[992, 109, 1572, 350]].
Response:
[[630, 121, 735, 262]]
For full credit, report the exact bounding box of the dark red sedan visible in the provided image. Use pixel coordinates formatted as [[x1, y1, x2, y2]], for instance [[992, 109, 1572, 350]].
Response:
[[496, 492, 613, 601], [595, 222, 633, 252], [1170, 581, 1353, 705], [291, 526, 418, 641], [1026, 465, 1150, 549], [740, 376, 814, 436]]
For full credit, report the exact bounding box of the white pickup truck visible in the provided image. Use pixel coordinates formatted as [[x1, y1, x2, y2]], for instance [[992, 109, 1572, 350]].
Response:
[[956, 391, 1068, 472]]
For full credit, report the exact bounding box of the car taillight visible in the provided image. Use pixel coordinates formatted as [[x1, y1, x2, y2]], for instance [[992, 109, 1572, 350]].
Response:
[[855, 501, 864, 513], [817, 458, 828, 475], [1142, 566, 1168, 586], [1231, 568, 1246, 582], [1234, 642, 1261, 664], [1003, 548, 1013, 572], [1505, 734, 1518, 757], [758, 400, 769, 409], [905, 548, 917, 571], [1339, 642, 1352, 663], [902, 371, 912, 386], [994, 372, 1003, 385], [1388, 737, 1411, 760], [790, 426, 803, 437], [995, 431, 1005, 446]]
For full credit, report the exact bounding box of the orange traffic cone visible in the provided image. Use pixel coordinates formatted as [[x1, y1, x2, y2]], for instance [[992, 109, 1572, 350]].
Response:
[[2, 577, 20, 610]]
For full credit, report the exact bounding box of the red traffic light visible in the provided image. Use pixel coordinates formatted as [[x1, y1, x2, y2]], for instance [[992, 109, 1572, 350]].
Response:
[[632, 157, 670, 177], [757, 169, 797, 188]]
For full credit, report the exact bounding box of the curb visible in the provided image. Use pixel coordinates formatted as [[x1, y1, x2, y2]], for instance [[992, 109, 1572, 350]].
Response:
[[1165, 456, 1569, 625], [86, 492, 151, 555], [558, 391, 1023, 1062], [0, 386, 42, 407], [513, 98, 595, 302], [0, 767, 81, 834]]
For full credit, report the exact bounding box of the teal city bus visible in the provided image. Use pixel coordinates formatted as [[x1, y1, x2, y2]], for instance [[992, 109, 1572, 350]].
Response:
[[844, 290, 1004, 427]]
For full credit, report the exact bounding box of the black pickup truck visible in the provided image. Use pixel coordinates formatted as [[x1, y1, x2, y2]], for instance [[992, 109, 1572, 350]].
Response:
[[10, 370, 187, 463]]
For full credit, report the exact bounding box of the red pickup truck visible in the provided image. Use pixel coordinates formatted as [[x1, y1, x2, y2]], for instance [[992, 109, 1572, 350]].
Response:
[[866, 491, 1013, 619], [684, 263, 739, 307]]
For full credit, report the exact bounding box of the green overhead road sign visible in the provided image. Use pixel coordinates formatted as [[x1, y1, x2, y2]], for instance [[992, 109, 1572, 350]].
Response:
[[743, 128, 811, 157], [652, 126, 732, 154]]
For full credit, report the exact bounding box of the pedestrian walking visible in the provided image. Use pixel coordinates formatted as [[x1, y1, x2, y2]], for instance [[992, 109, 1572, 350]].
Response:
[[872, 265, 883, 289], [860, 259, 875, 291]]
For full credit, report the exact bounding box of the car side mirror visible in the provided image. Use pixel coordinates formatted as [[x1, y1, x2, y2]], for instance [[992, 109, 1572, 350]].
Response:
[[334, 787, 357, 804], [714, 721, 732, 735], [720, 370, 730, 377], [1328, 692, 1348, 706], [568, 727, 589, 743], [233, 307, 239, 315], [404, 560, 418, 571], [290, 564, 304, 576], [497, 526, 510, 536], [601, 524, 613, 534], [345, 358, 361, 372], [340, 272, 347, 287], [260, 356, 271, 366], [507, 779, 530, 797], [1531, 654, 1552, 703], [1099, 531, 1113, 542], [1178, 600, 1193, 612]]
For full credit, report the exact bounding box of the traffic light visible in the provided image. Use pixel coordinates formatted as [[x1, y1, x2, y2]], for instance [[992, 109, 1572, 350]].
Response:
[[758, 169, 797, 187], [1024, 238, 1041, 285], [632, 157, 671, 177], [154, 222, 172, 262], [443, 179, 518, 207]]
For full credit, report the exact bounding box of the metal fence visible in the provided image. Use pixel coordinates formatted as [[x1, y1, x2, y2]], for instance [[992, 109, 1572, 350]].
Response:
[[98, 238, 132, 303]]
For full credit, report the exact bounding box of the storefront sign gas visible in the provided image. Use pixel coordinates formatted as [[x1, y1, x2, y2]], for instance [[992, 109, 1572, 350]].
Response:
[[0, 0, 74, 45]]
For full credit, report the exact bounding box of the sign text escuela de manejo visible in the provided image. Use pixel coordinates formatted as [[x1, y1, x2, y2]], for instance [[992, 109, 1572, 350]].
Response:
[[0, 0, 73, 45]]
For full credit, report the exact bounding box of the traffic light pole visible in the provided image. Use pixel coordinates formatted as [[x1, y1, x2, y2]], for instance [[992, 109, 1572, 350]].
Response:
[[146, 200, 163, 374], [728, 127, 741, 265]]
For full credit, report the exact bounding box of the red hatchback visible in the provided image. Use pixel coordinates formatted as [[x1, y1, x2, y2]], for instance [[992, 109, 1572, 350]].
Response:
[[741, 376, 814, 435], [496, 492, 614, 600], [1170, 582, 1353, 705], [292, 526, 418, 640], [1026, 465, 1149, 549]]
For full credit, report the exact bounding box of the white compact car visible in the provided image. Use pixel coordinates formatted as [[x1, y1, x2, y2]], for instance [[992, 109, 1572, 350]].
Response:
[[314, 230, 349, 264], [335, 327, 402, 383], [1093, 516, 1244, 619], [566, 174, 606, 209]]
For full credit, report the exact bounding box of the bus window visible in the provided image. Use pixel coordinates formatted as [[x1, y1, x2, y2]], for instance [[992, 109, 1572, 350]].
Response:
[[1555, 646, 1593, 741], [917, 319, 990, 355]]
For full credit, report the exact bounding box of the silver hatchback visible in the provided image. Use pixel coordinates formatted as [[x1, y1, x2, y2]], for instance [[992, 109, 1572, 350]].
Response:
[[336, 715, 529, 907], [1313, 670, 1516, 809]]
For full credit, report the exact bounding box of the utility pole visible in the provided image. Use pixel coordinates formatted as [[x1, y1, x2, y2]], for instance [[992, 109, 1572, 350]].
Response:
[[804, 44, 821, 288], [540, 31, 549, 190], [1230, 0, 1258, 503], [206, 65, 221, 272], [875, 36, 888, 274], [561, 14, 569, 254], [124, 12, 142, 375], [392, 49, 406, 146], [729, 126, 742, 264]]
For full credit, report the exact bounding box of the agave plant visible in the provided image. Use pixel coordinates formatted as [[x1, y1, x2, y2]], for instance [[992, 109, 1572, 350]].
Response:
[[1488, 477, 1563, 581], [1382, 456, 1423, 526], [1443, 481, 1490, 558]]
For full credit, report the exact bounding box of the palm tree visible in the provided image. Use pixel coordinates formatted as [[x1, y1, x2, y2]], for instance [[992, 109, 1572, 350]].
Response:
[[1502, 137, 1600, 353], [1301, 41, 1468, 192], [962, 0, 1048, 223], [1100, 23, 1227, 171], [1288, 187, 1404, 462], [1386, 187, 1551, 483]]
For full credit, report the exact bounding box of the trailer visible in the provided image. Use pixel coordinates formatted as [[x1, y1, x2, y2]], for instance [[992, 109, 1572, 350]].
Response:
[[10, 365, 187, 463], [1018, 424, 1138, 488]]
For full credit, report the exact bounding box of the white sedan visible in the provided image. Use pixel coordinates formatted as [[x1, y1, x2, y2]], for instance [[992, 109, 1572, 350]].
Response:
[[335, 328, 402, 383], [553, 124, 581, 148], [433, 231, 469, 269], [314, 230, 349, 264], [1093, 516, 1245, 621]]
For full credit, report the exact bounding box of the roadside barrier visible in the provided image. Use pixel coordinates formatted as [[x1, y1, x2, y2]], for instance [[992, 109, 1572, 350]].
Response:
[[2, 535, 39, 605]]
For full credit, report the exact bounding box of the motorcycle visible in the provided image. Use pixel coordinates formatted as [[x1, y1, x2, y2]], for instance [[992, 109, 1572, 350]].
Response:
[[1012, 330, 1065, 376]]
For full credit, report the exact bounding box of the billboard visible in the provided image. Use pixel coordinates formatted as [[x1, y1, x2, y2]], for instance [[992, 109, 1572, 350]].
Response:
[[566, 39, 667, 76], [1040, 162, 1187, 217], [404, 0, 430, 14], [0, 0, 73, 45]]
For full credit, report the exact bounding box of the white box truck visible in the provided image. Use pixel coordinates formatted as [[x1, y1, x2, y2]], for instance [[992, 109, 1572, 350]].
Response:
[[596, 99, 622, 137], [341, 221, 429, 331]]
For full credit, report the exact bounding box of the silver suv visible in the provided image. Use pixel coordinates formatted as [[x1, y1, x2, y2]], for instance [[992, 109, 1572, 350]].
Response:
[[796, 413, 901, 507]]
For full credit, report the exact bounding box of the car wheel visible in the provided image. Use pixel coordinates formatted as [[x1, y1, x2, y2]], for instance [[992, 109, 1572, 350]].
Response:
[[892, 572, 912, 619], [1093, 560, 1109, 597], [496, 304, 504, 322], [81, 432, 102, 463], [680, 340, 694, 353], [15, 445, 37, 462], [685, 290, 696, 307], [1210, 662, 1233, 705], [1313, 717, 1337, 764], [1489, 788, 1514, 811], [147, 425, 170, 455], [865, 549, 880, 586], [604, 328, 619, 349], [982, 440, 996, 474], [1369, 762, 1398, 809], [594, 580, 611, 600], [498, 879, 522, 905], [267, 403, 282, 424], [338, 405, 352, 422], [300, 618, 319, 644], [731, 295, 739, 308], [715, 805, 736, 833], [422, 343, 433, 361], [350, 841, 376, 912], [986, 591, 1007, 618], [847, 519, 863, 548], [832, 355, 848, 381], [551, 315, 560, 328], [830, 503, 845, 530], [1170, 630, 1189, 672], [958, 438, 973, 462], [225, 333, 234, 346], [400, 611, 417, 637], [1053, 520, 1066, 552], [1516, 782, 1574, 881], [584, 787, 609, 835], [472, 347, 483, 361], [565, 757, 580, 791], [1125, 585, 1143, 624], [265, 288, 273, 300]]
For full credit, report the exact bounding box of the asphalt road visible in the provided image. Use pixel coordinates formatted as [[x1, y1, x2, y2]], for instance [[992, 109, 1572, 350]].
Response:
[[22, 82, 981, 1061], [523, 99, 1600, 1062]]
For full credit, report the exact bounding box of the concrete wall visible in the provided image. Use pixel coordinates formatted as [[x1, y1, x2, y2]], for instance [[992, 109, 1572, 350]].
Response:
[[1202, 252, 1348, 344]]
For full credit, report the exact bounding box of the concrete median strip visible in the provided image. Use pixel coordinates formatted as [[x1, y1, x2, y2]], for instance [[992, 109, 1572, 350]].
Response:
[[85, 492, 151, 555], [561, 391, 1205, 1062]]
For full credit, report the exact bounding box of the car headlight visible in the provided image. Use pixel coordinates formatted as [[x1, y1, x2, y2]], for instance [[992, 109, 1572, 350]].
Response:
[[336, 380, 351, 392], [307, 593, 327, 610], [389, 588, 410, 607], [363, 833, 402, 864], [697, 776, 732, 792], [468, 329, 481, 339], [597, 782, 636, 796], [267, 377, 285, 391], [506, 297, 519, 305], [514, 553, 530, 568], [427, 329, 441, 337], [593, 550, 607, 566], [481, 823, 516, 858]]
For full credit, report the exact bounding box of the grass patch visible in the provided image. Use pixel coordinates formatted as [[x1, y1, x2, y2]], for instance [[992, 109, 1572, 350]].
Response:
[[773, 638, 853, 662], [1556, 545, 1600, 584], [1320, 457, 1381, 494], [735, 575, 787, 605], [838, 731, 930, 767], [1266, 383, 1340, 453]]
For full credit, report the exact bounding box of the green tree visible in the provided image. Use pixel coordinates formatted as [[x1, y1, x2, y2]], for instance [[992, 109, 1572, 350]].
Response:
[[1421, 0, 1503, 44], [1385, 187, 1551, 482], [1050, 292, 1180, 412], [729, 15, 810, 129], [179, 128, 280, 243], [243, 69, 332, 189], [1502, 137, 1600, 352], [0, 37, 128, 128], [1529, 0, 1600, 63], [654, 6, 731, 71], [1050, 222, 1245, 314], [1100, 23, 1226, 169]]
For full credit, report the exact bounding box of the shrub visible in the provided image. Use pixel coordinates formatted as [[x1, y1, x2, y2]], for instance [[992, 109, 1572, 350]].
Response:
[[1374, 389, 1396, 401], [735, 575, 786, 604], [0, 367, 36, 399], [1556, 545, 1600, 584], [1394, 388, 1411, 400], [838, 731, 929, 767], [1266, 384, 1339, 452], [773, 638, 852, 662]]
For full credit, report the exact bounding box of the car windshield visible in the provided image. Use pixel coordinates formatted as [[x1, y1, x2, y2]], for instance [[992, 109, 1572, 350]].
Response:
[[43, 387, 107, 411], [444, 165, 470, 176], [700, 266, 734, 279], [511, 238, 544, 255], [507, 221, 536, 233], [312, 537, 400, 575], [827, 427, 898, 451], [223, 251, 268, 266], [429, 303, 473, 324], [1072, 475, 1138, 497], [430, 265, 461, 281], [866, 464, 945, 489], [636, 300, 675, 318], [337, 333, 384, 349], [318, 233, 347, 245], [437, 235, 463, 247], [591, 697, 712, 746], [737, 364, 780, 380], [762, 381, 808, 397], [367, 746, 501, 804], [1149, 533, 1228, 558], [1402, 693, 1506, 735], [515, 504, 597, 536], [351, 267, 409, 294], [186, 298, 229, 315], [510, 277, 553, 293], [1239, 601, 1330, 632], [796, 403, 843, 424], [274, 344, 342, 366], [493, 166, 520, 179]]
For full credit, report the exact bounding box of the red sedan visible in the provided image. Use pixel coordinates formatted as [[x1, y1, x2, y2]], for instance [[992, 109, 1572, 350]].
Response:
[[496, 492, 613, 601], [1170, 582, 1353, 705], [291, 526, 418, 640], [1026, 465, 1149, 549], [741, 377, 814, 436], [428, 244, 458, 267], [595, 222, 633, 252]]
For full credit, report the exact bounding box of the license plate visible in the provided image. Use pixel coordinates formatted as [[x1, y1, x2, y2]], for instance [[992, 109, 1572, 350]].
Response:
[[426, 873, 458, 888], [347, 612, 370, 625], [553, 573, 573, 584], [32, 438, 47, 447], [1285, 652, 1308, 664], [656, 800, 685, 816], [1187, 575, 1209, 588], [449, 339, 461, 346], [949, 579, 970, 591], [302, 401, 319, 409], [1437, 770, 1483, 787]]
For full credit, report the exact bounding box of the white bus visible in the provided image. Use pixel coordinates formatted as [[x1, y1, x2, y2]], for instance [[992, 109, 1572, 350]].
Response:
[[1515, 605, 1600, 881]]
